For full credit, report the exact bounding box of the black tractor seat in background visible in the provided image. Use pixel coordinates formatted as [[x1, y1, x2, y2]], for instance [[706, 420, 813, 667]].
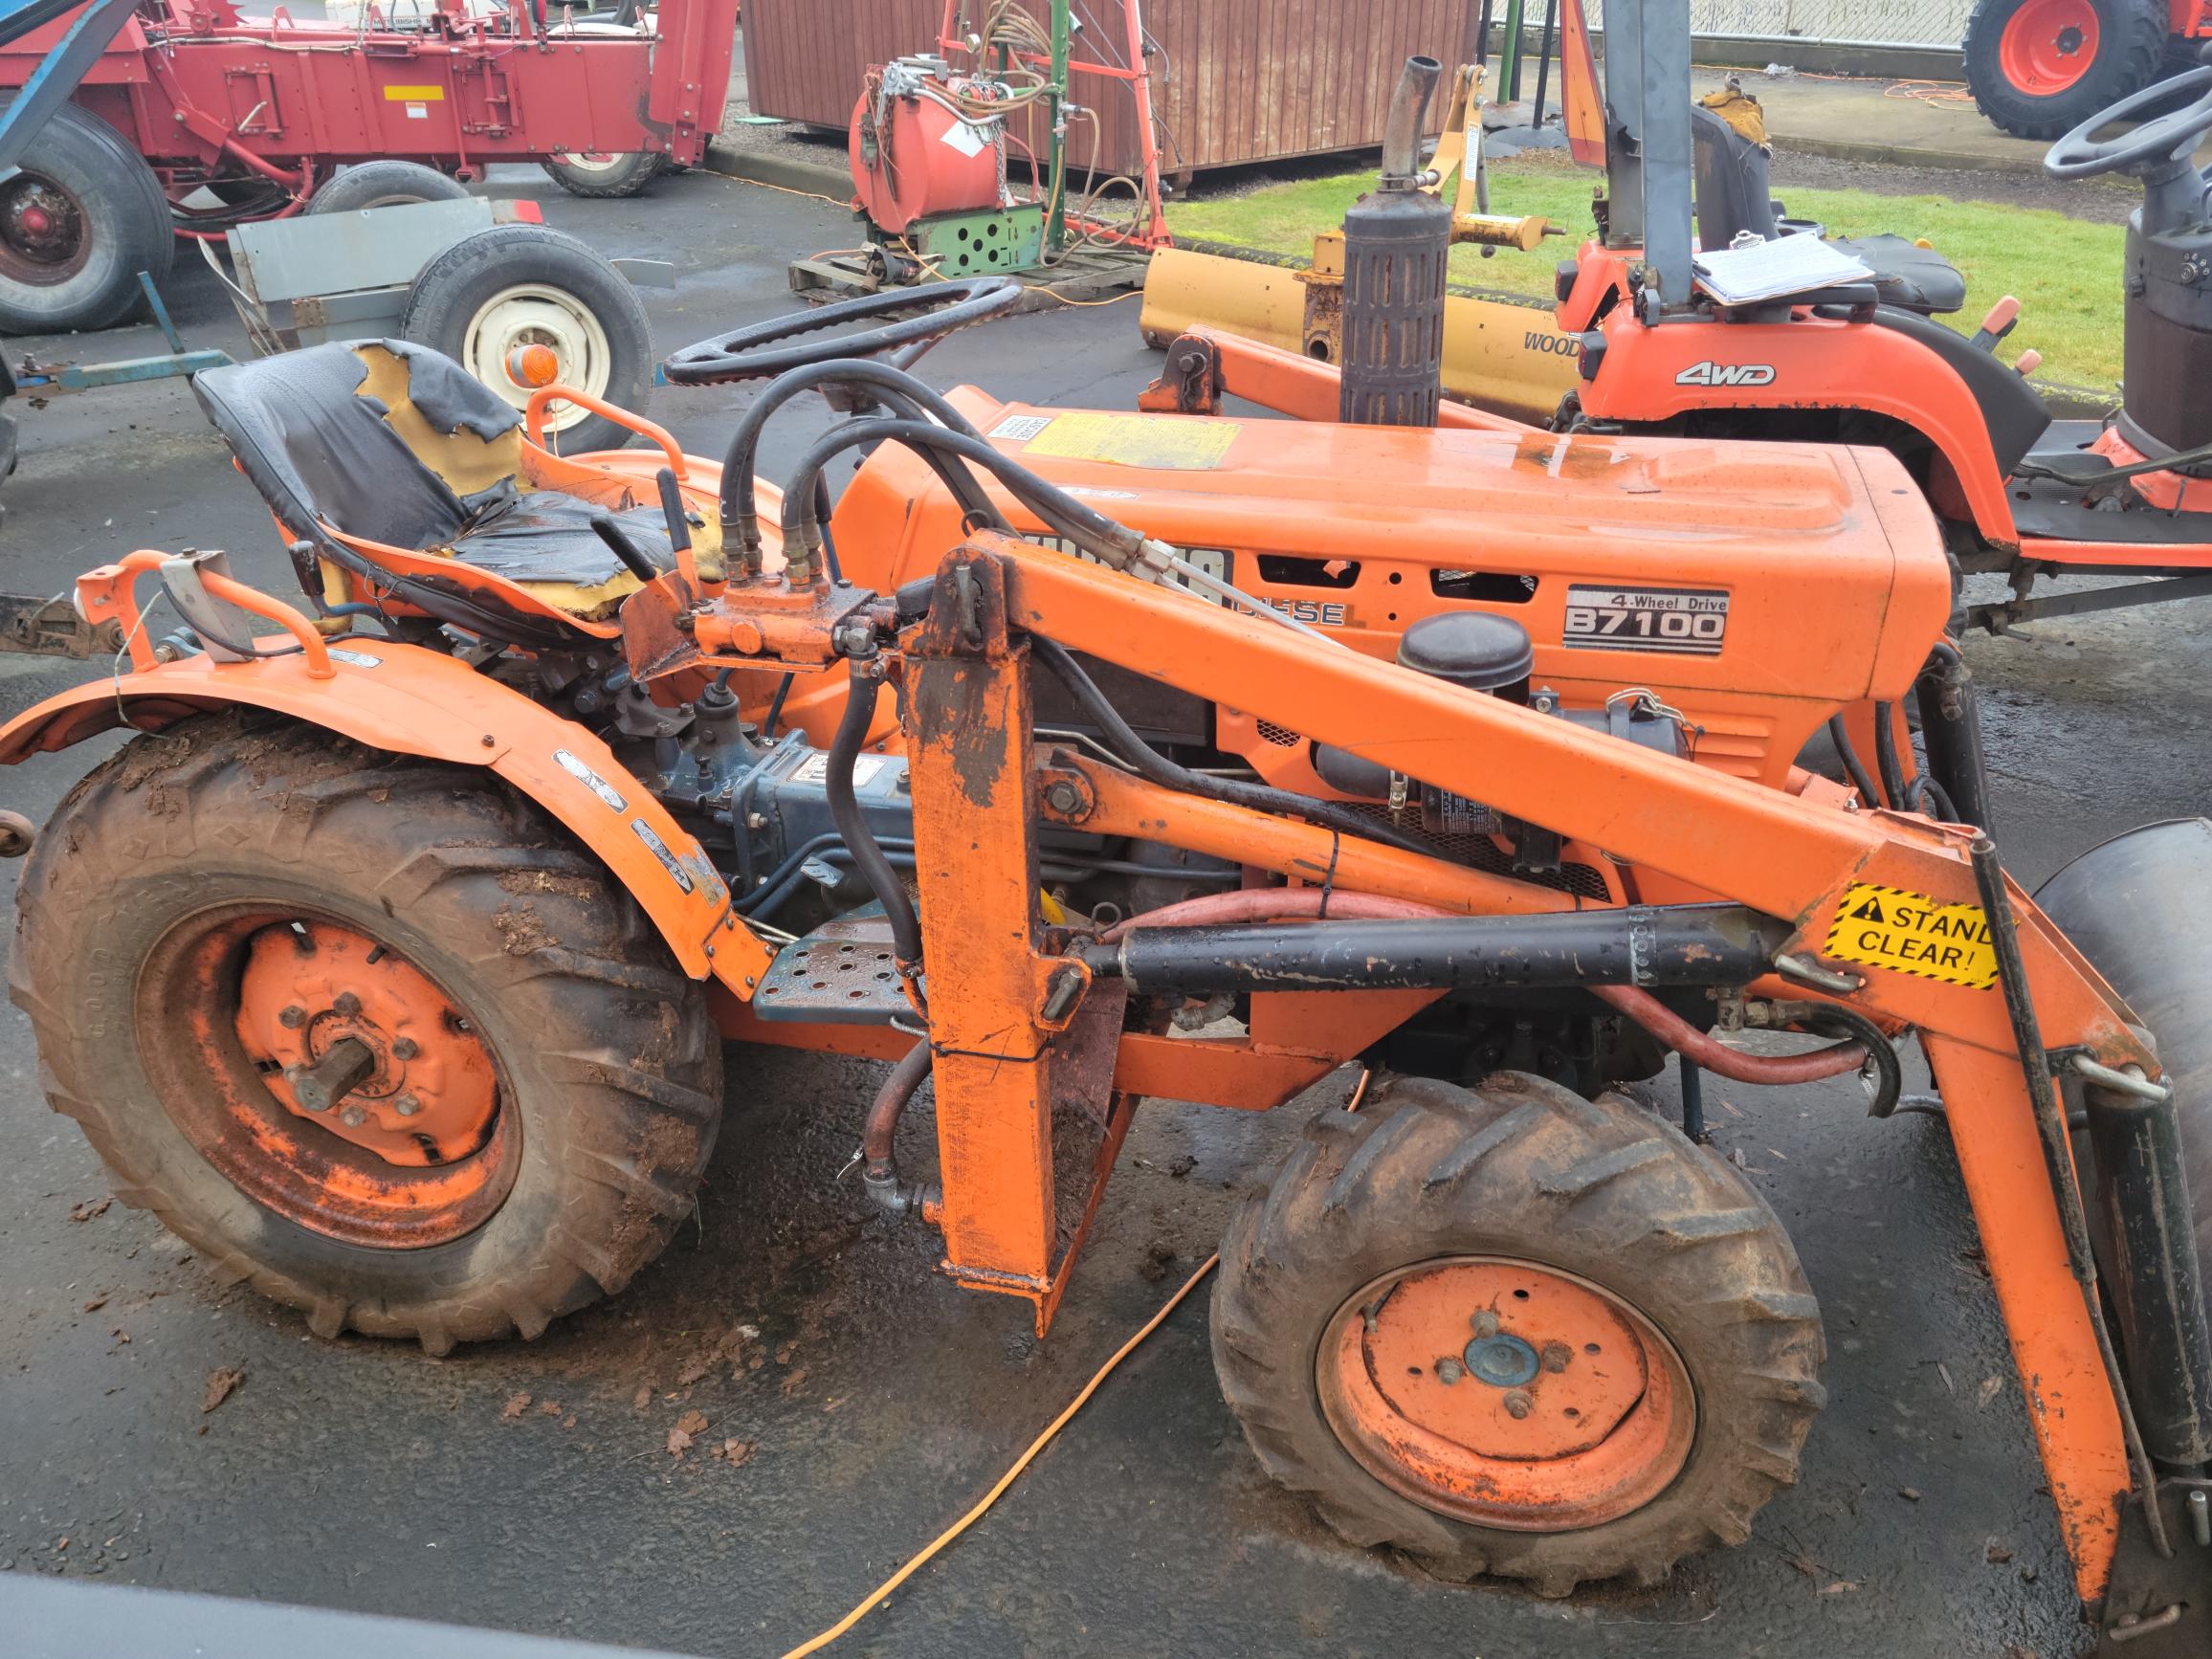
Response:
[[191, 340, 680, 618], [1690, 104, 1966, 317]]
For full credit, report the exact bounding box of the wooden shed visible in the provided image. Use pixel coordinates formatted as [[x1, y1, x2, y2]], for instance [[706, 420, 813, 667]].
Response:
[[740, 1, 1486, 180]]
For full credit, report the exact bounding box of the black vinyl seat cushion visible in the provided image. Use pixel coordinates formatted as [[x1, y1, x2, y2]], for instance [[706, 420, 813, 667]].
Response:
[[192, 340, 675, 602], [1826, 234, 1968, 318]]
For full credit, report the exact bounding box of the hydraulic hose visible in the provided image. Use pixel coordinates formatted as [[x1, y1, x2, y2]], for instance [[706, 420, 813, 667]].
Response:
[[1100, 886, 1445, 941], [861, 1040, 939, 1219], [1871, 700, 1910, 814], [1825, 714, 1885, 810], [1589, 984, 1873, 1087], [1029, 635, 1445, 862], [718, 358, 1006, 562], [827, 662, 924, 999]]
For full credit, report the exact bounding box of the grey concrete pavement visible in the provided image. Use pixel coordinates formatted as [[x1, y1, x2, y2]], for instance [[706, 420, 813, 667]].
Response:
[[0, 164, 2202, 1659]]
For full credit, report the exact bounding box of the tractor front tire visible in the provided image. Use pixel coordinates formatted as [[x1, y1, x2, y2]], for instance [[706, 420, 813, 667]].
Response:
[[0, 99, 172, 335], [1212, 1073, 1825, 1594], [1962, 0, 2172, 141], [9, 712, 723, 1355]]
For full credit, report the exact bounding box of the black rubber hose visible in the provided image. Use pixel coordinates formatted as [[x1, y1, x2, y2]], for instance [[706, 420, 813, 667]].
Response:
[[762, 671, 795, 739], [1826, 714, 1884, 810], [1802, 1003, 1903, 1118], [828, 661, 924, 976], [1906, 771, 1958, 822], [1871, 700, 1908, 812], [717, 358, 1006, 559], [779, 418, 1147, 571], [1029, 635, 1445, 862], [812, 474, 844, 587]]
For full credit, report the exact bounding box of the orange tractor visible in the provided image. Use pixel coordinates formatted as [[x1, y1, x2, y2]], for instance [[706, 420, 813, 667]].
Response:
[[2, 81, 2209, 1648]]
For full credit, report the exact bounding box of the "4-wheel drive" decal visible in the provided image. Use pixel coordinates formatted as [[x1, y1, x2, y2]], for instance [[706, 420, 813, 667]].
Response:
[[1675, 360, 1777, 387]]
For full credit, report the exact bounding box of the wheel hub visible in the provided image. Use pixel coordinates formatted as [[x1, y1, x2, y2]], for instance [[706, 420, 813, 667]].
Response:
[[233, 920, 497, 1166], [0, 175, 88, 281], [466, 284, 611, 432], [2000, 0, 2101, 94], [1319, 1256, 1695, 1532]]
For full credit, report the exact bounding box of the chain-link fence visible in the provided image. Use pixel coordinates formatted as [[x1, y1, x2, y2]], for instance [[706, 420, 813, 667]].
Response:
[[1593, 0, 1973, 49]]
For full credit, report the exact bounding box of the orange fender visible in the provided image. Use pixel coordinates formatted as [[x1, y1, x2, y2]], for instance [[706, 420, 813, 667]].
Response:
[[0, 642, 774, 997]]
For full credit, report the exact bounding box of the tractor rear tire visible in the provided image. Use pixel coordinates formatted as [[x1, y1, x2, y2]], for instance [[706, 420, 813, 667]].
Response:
[[540, 151, 667, 198], [398, 222, 652, 453], [306, 161, 473, 215], [2036, 818, 2212, 1285], [1211, 1072, 1825, 1594], [9, 711, 723, 1355], [1962, 0, 2172, 141], [0, 99, 172, 335]]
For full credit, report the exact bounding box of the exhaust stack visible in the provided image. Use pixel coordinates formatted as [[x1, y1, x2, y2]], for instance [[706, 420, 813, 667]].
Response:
[[1338, 55, 1452, 429]]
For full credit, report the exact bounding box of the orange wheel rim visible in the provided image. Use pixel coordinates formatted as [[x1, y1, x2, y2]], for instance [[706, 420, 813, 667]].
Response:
[[1317, 1256, 1695, 1532], [1999, 0, 2100, 95], [138, 908, 517, 1250]]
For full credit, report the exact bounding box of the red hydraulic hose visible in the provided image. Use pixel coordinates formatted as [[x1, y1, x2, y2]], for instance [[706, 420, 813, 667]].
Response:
[[1590, 984, 1869, 1085], [1100, 887, 1445, 942]]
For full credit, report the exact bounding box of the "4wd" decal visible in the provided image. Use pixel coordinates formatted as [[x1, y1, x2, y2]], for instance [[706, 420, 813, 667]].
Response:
[[1676, 360, 1776, 387]]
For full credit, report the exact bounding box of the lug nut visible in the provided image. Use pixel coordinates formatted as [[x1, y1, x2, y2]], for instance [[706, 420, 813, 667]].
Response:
[[394, 1095, 422, 1117], [1470, 1309, 1500, 1338], [1436, 1358, 1464, 1385], [278, 1005, 307, 1029], [390, 1037, 419, 1061], [1502, 1391, 1533, 1420], [1540, 1341, 1571, 1374], [333, 991, 363, 1018]]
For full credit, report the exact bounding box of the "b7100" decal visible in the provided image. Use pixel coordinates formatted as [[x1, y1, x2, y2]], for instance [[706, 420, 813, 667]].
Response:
[[1563, 585, 1729, 654]]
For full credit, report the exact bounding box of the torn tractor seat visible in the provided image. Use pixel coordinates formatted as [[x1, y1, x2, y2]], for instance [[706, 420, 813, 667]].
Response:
[[192, 341, 723, 634]]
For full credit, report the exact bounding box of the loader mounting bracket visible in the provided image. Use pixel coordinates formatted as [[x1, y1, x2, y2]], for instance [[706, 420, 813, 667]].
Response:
[[2091, 1479, 2212, 1656]]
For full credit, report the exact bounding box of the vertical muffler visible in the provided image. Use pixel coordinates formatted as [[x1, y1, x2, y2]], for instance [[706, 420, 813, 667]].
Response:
[[1339, 55, 1452, 428]]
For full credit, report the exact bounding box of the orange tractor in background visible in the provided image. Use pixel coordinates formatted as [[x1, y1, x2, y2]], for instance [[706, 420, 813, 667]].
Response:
[[1, 61, 2208, 1653]]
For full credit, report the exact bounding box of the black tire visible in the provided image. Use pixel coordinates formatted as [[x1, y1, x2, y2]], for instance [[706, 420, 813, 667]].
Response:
[[397, 222, 652, 453], [1211, 1072, 1825, 1594], [307, 161, 472, 215], [0, 99, 172, 335], [9, 712, 722, 1355], [2035, 818, 2212, 1282], [1961, 0, 2172, 141], [539, 151, 667, 198]]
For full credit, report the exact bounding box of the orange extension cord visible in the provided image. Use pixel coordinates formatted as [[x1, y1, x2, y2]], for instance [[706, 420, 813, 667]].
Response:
[[776, 1071, 1370, 1656]]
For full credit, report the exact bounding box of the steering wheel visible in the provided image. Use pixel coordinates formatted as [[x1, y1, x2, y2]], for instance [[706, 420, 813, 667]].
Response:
[[2045, 66, 2212, 179], [663, 276, 1023, 386]]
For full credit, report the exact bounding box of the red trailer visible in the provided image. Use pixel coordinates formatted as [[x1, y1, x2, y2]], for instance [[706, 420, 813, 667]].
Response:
[[0, 0, 735, 332]]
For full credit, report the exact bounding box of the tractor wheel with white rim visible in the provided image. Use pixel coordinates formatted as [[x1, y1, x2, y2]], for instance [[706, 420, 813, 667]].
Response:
[[396, 223, 652, 453], [540, 151, 667, 199]]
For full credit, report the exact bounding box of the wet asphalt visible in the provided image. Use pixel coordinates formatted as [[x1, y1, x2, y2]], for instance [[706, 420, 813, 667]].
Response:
[[1, 166, 2206, 1659]]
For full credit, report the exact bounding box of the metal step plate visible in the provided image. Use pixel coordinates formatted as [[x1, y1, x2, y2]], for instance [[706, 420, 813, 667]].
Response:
[[752, 914, 909, 1024]]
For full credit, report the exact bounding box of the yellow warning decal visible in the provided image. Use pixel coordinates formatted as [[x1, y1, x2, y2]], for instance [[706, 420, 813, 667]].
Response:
[[383, 84, 447, 101], [1823, 882, 1998, 990], [1023, 411, 1240, 472]]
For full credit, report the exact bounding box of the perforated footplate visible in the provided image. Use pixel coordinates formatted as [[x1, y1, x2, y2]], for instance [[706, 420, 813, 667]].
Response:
[[752, 914, 909, 1024]]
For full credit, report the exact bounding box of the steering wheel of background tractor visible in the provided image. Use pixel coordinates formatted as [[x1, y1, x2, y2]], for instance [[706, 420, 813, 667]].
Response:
[[2045, 66, 2212, 179], [662, 276, 1023, 387]]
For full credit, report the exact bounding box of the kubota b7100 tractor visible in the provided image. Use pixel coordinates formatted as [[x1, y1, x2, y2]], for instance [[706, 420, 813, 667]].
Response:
[[2, 67, 2209, 1648]]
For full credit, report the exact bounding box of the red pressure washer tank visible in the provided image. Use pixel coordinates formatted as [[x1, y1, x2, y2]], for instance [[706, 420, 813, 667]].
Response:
[[850, 56, 1006, 235]]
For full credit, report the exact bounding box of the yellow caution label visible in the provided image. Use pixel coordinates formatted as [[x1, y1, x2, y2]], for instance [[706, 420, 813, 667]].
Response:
[[383, 84, 447, 101], [1823, 882, 1997, 990], [1023, 411, 1240, 472]]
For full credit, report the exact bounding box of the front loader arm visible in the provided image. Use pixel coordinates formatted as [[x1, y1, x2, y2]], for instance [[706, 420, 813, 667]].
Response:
[[962, 532, 2160, 1601]]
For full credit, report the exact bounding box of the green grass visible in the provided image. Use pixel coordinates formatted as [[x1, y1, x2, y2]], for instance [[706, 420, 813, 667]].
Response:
[[1165, 154, 2127, 391]]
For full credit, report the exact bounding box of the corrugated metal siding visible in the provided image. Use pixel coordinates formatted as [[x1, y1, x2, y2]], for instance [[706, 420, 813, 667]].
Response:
[[741, 0, 1484, 174]]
